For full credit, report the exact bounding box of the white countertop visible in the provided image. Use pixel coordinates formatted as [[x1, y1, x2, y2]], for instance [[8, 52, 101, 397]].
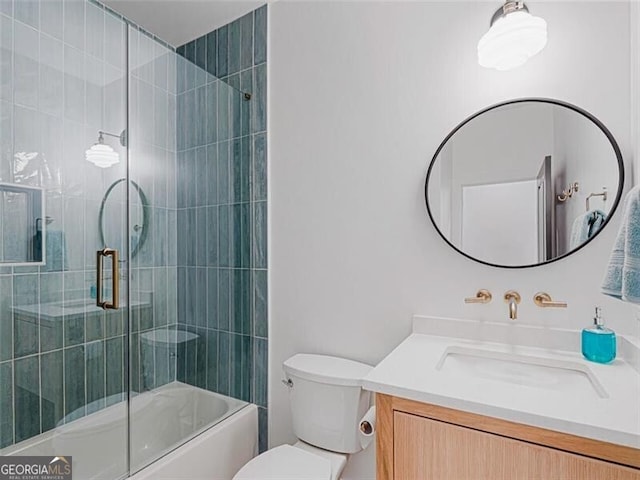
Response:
[[362, 316, 640, 449], [13, 297, 151, 320]]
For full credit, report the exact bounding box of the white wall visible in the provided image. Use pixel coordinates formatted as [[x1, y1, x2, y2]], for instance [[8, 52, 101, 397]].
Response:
[[102, 0, 264, 46], [552, 107, 621, 252], [269, 2, 636, 479], [445, 103, 553, 247]]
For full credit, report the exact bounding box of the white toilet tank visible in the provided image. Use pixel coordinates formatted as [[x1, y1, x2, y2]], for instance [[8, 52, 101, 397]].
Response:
[[283, 354, 373, 454]]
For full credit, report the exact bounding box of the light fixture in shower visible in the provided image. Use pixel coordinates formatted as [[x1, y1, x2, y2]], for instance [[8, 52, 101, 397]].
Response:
[[477, 1, 547, 71], [85, 130, 126, 169]]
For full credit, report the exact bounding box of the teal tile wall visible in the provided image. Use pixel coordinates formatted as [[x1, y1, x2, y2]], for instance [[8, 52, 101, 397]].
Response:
[[176, 5, 268, 453], [0, 0, 178, 450], [0, 0, 129, 449], [0, 0, 264, 457], [128, 23, 181, 395], [0, 362, 12, 446]]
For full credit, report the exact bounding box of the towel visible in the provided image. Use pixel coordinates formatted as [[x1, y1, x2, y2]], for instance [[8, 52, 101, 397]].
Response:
[[570, 209, 607, 250], [32, 230, 43, 261], [589, 209, 607, 238], [43, 230, 68, 272], [602, 186, 640, 304]]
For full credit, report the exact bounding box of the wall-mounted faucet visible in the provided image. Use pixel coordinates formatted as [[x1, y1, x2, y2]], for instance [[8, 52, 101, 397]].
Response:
[[503, 290, 521, 320], [533, 292, 567, 308], [464, 289, 492, 304]]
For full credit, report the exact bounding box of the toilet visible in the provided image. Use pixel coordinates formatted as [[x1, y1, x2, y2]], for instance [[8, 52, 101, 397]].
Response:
[[233, 354, 374, 480]]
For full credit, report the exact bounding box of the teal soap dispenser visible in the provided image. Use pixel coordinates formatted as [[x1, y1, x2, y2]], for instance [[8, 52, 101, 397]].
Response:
[[581, 307, 616, 364]]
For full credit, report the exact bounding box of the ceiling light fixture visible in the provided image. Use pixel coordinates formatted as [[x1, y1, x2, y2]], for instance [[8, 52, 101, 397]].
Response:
[[477, 1, 547, 71], [85, 130, 126, 169]]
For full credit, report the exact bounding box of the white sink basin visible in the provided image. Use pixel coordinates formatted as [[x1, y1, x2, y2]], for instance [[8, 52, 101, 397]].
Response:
[[436, 346, 608, 399], [362, 317, 640, 449]]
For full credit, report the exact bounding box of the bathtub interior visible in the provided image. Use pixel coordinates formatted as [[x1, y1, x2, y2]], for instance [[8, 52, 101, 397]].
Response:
[[129, 382, 248, 474], [1, 382, 248, 479]]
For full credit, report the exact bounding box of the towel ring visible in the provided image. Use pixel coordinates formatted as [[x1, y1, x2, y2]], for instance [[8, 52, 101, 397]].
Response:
[[586, 188, 607, 211]]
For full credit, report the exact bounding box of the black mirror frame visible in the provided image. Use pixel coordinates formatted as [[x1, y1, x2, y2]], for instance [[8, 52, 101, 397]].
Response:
[[98, 178, 150, 260], [424, 98, 625, 269]]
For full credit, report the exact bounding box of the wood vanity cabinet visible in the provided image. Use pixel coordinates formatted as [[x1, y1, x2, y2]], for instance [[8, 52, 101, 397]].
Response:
[[376, 394, 640, 480]]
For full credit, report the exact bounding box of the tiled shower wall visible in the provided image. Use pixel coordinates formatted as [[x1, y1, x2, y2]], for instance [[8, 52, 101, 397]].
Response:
[[127, 25, 180, 394], [0, 0, 264, 454], [0, 0, 178, 450], [176, 5, 268, 452], [0, 0, 128, 448]]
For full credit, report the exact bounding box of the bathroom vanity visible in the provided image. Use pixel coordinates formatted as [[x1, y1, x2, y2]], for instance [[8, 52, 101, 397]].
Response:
[[375, 394, 639, 479], [363, 316, 640, 480]]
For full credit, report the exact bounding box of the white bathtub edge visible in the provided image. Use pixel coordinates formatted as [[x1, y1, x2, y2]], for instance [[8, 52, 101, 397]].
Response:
[[130, 404, 258, 480]]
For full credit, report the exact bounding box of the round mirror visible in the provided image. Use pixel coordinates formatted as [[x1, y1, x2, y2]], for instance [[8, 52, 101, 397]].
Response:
[[425, 98, 624, 268], [99, 179, 149, 259]]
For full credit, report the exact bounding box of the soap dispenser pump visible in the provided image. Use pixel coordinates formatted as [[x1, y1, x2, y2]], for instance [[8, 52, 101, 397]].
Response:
[[581, 307, 616, 364]]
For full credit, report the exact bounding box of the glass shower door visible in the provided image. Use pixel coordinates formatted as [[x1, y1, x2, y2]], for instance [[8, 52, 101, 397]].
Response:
[[0, 2, 130, 478], [127, 25, 252, 474]]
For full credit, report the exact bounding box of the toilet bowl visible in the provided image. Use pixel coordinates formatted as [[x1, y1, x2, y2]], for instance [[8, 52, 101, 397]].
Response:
[[232, 354, 373, 480], [233, 442, 347, 480]]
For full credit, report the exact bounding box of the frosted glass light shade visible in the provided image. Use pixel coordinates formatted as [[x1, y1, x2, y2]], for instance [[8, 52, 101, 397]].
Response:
[[85, 143, 119, 168], [478, 10, 547, 71]]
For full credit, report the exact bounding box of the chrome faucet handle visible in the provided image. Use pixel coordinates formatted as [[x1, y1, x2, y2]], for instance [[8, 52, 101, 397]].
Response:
[[503, 290, 521, 320], [464, 289, 492, 304], [533, 292, 567, 308]]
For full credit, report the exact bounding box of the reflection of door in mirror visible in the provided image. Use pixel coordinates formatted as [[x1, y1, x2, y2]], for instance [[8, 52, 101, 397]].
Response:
[[536, 156, 554, 263], [461, 180, 538, 265]]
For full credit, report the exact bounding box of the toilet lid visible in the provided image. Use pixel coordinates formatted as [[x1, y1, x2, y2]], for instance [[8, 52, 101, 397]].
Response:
[[233, 445, 332, 480]]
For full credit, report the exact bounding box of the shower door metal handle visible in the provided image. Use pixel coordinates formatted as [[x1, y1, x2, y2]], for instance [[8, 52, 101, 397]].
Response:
[[96, 247, 120, 310]]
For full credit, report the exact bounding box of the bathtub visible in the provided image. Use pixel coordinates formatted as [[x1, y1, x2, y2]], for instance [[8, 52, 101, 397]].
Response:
[[3, 382, 258, 480]]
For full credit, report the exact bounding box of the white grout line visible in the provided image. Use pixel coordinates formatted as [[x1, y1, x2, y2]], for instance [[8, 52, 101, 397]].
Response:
[[8, 6, 15, 375]]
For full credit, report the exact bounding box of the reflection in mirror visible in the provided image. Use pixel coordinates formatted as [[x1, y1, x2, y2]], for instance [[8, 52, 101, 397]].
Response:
[[0, 183, 45, 265], [99, 179, 149, 259], [426, 99, 624, 268]]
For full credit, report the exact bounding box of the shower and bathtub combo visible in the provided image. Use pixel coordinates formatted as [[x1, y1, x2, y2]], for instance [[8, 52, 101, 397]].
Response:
[[4, 382, 256, 479], [0, 0, 265, 478]]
